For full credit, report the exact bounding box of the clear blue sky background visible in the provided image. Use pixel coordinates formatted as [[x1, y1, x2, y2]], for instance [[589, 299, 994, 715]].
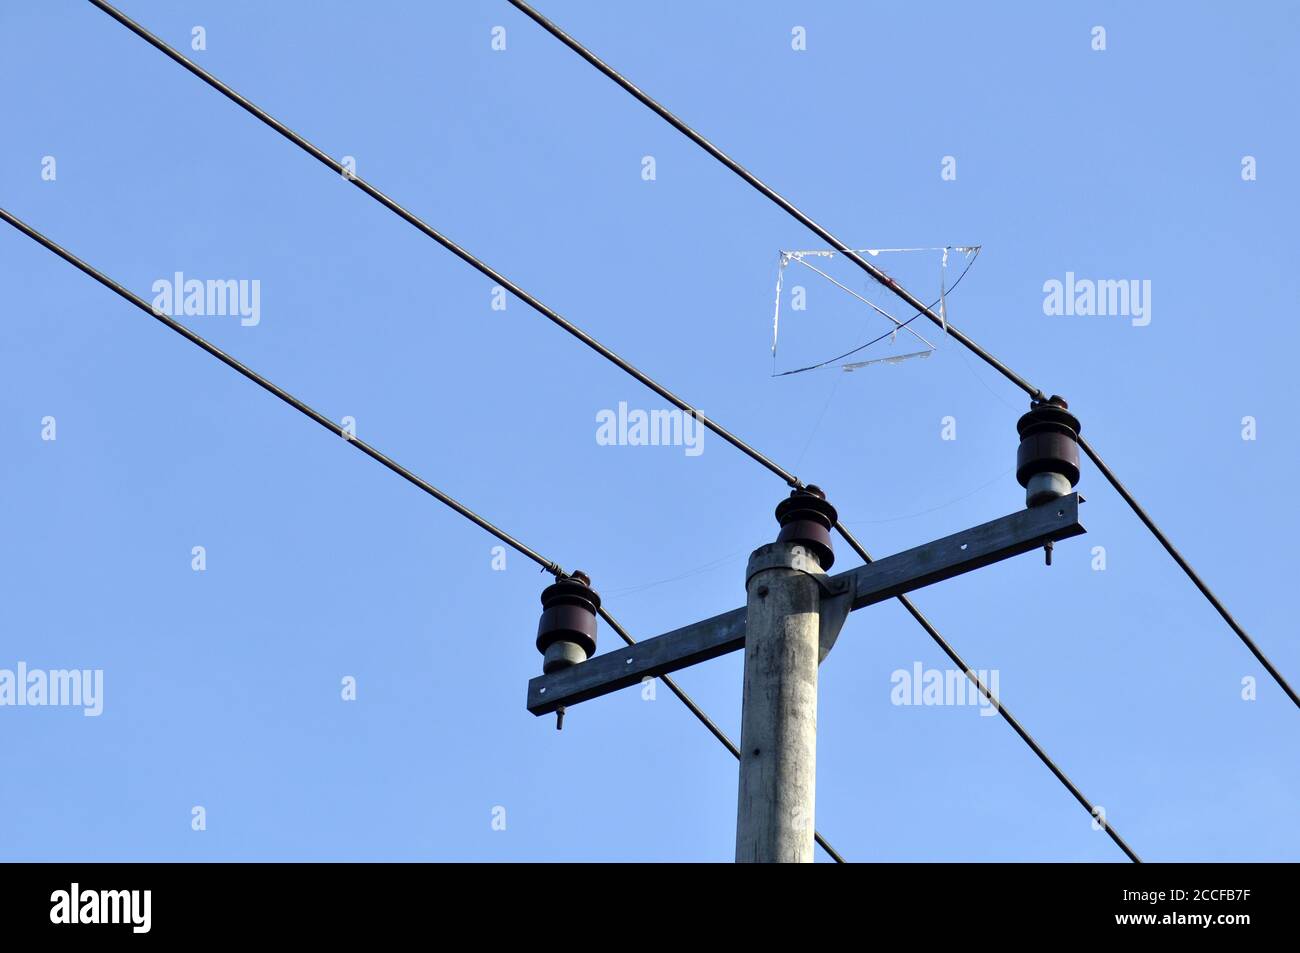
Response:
[[2, 1, 1296, 862]]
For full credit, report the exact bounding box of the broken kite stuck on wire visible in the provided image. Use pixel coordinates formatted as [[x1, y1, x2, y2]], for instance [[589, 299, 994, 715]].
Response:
[[770, 245, 980, 377]]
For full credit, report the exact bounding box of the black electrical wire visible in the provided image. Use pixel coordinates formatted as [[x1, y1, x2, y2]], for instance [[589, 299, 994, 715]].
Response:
[[81, 0, 1136, 859], [833, 522, 1142, 863], [1, 205, 849, 864], [504, 0, 1037, 399], [1081, 438, 1300, 710], [85, 0, 799, 491], [505, 0, 1298, 712], [0, 207, 563, 576]]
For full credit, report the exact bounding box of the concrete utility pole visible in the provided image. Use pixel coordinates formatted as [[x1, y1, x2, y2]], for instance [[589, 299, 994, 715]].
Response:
[[735, 540, 824, 862], [527, 398, 1087, 863]]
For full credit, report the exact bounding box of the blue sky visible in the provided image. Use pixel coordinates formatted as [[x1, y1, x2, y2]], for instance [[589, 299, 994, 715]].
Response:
[[1, 0, 1296, 862]]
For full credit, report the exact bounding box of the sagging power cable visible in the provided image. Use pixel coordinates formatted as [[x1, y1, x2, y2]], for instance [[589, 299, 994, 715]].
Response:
[[0, 205, 848, 863], [85, 0, 799, 491], [83, 0, 1138, 859], [505, 0, 1298, 712]]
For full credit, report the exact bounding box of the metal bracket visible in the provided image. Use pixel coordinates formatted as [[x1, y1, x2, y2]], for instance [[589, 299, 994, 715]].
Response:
[[527, 494, 1085, 715], [817, 586, 853, 662], [745, 543, 852, 662]]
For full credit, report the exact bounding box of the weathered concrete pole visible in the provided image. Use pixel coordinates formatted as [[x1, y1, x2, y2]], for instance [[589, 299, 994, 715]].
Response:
[[734, 540, 823, 863]]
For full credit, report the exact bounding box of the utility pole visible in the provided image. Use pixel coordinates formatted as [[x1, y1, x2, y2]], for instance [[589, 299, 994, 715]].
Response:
[[527, 397, 1086, 862], [735, 487, 838, 862], [735, 538, 824, 862]]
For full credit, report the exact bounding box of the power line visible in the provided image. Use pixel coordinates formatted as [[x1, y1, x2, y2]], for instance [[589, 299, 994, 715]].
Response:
[[0, 205, 848, 863], [504, 0, 1038, 398], [0, 208, 559, 575], [1081, 439, 1299, 709], [832, 522, 1142, 863], [85, 0, 799, 491], [504, 0, 1298, 712], [81, 0, 1138, 859]]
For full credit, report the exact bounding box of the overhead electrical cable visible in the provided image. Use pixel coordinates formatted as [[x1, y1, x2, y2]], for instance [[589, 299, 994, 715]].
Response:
[[0, 205, 848, 863], [83, 0, 1141, 859], [505, 0, 1298, 713], [86, 0, 799, 490]]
